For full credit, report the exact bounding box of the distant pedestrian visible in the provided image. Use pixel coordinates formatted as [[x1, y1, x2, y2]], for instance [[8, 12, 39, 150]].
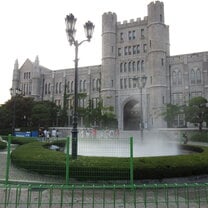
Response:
[[183, 132, 188, 144]]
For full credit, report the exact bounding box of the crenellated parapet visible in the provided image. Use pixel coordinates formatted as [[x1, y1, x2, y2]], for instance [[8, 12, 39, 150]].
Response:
[[117, 16, 148, 29]]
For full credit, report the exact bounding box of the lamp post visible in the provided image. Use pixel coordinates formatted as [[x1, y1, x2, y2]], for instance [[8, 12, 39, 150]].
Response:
[[10, 88, 22, 136], [65, 13, 94, 159], [133, 75, 147, 140]]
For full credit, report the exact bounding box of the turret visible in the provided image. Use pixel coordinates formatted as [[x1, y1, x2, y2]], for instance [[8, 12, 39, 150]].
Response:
[[32, 56, 41, 100], [146, 1, 169, 127], [101, 12, 117, 109], [12, 59, 20, 91]]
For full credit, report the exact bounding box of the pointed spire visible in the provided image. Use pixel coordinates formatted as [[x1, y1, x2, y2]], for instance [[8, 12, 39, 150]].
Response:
[[34, 55, 39, 66], [14, 59, 19, 70]]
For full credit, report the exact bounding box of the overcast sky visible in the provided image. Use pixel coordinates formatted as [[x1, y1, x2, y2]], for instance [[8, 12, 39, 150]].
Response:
[[0, 0, 208, 104]]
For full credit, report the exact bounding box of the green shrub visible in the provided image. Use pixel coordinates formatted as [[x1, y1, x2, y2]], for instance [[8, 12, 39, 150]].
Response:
[[10, 141, 208, 180], [0, 140, 7, 150], [3, 136, 37, 145], [190, 131, 208, 142]]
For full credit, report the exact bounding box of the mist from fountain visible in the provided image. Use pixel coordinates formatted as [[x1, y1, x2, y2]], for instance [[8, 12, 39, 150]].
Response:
[[64, 129, 182, 158]]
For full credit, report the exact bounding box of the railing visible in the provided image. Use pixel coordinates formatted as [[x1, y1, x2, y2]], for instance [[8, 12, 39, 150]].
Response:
[[1, 183, 208, 207], [1, 134, 208, 207]]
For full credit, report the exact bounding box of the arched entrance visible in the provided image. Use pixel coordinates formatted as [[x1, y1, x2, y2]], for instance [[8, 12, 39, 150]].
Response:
[[123, 100, 141, 130]]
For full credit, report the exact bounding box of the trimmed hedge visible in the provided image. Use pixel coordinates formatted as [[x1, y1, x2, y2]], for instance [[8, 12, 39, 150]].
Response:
[[10, 141, 208, 180], [0, 140, 7, 150]]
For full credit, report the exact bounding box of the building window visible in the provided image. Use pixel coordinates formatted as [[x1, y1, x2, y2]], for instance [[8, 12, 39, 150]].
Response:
[[137, 61, 140, 72], [172, 71, 177, 85], [137, 45, 140, 54], [124, 63, 127, 72], [190, 69, 195, 84], [124, 78, 127, 88], [128, 46, 131, 55], [160, 14, 163, 22], [67, 81, 70, 93], [56, 83, 58, 94], [59, 82, 62, 93], [45, 83, 47, 94], [118, 48, 122, 56], [132, 30, 136, 39], [120, 32, 123, 41], [120, 63, 123, 73], [83, 80, 86, 92], [93, 79, 96, 91], [161, 58, 164, 66], [120, 79, 123, 89], [128, 31, 132, 40], [79, 80, 82, 92], [48, 83, 51, 94], [124, 46, 128, 55], [196, 69, 201, 84], [143, 44, 147, 53], [178, 71, 182, 85], [71, 81, 74, 92], [129, 78, 132, 88], [132, 62, 136, 72], [128, 62, 131, 72], [133, 45, 137, 54], [141, 60, 144, 72], [141, 28, 144, 38]]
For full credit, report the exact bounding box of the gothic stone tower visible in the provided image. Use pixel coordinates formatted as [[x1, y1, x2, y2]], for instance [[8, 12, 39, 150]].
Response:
[[146, 1, 169, 128], [101, 1, 170, 130], [101, 12, 117, 110]]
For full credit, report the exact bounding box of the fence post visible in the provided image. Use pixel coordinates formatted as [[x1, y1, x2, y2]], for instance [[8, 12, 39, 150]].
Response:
[[66, 136, 70, 185], [130, 136, 134, 188], [5, 134, 12, 184]]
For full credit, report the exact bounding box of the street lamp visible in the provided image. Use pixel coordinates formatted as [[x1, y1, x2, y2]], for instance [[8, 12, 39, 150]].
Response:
[[133, 75, 147, 140], [10, 88, 22, 136], [65, 13, 94, 159]]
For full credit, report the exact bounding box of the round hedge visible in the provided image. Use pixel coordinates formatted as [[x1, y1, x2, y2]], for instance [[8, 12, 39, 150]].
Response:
[[10, 140, 208, 180]]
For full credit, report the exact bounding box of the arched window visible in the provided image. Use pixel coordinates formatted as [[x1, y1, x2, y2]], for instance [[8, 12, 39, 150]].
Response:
[[132, 61, 136, 72], [93, 79, 96, 91], [67, 81, 70, 93], [124, 63, 127, 72], [48, 83, 51, 94], [196, 69, 201, 84], [137, 61, 140, 72], [96, 79, 100, 91], [56, 83, 58, 94], [141, 60, 144, 72], [45, 83, 47, 94], [190, 69, 195, 84], [128, 62, 131, 72], [59, 82, 62, 93], [178, 71, 182, 85], [120, 63, 123, 73], [83, 80, 86, 92], [71, 81, 74, 92], [79, 80, 82, 92], [172, 71, 177, 85]]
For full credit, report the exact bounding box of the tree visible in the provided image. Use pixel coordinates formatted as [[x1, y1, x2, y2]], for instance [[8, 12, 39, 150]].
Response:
[[162, 103, 181, 127], [31, 101, 58, 128], [185, 96, 208, 130]]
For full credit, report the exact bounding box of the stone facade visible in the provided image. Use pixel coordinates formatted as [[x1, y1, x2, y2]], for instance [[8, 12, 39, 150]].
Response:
[[12, 1, 208, 130]]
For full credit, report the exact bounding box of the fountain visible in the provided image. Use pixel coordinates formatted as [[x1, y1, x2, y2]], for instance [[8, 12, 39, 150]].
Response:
[[64, 129, 192, 157]]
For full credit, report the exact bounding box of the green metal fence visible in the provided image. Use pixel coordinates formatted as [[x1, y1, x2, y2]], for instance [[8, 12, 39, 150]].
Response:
[[1, 135, 208, 207], [1, 183, 208, 207]]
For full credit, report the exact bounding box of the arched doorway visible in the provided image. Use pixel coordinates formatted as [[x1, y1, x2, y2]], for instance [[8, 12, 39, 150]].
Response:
[[123, 100, 141, 130]]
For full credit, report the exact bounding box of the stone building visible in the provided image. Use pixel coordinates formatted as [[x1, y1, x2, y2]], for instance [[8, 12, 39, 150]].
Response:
[[11, 1, 208, 130]]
